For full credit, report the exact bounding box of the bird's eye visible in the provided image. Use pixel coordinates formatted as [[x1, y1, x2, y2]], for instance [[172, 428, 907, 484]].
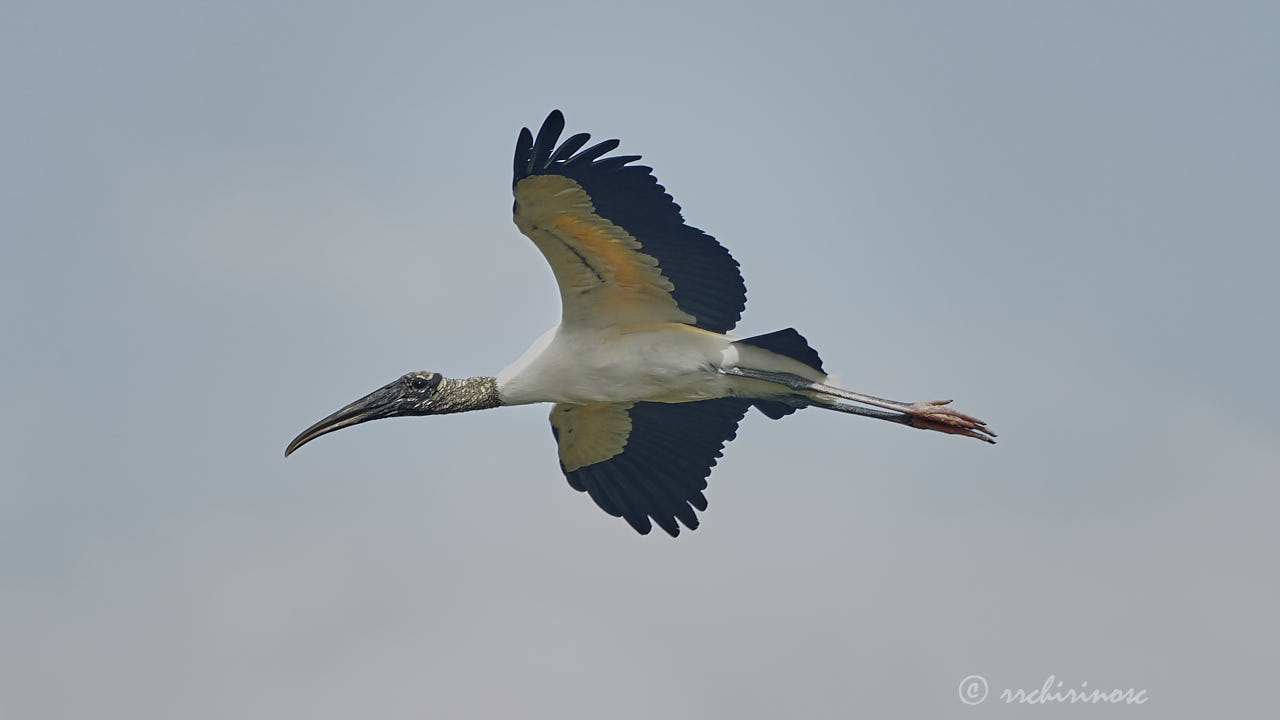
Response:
[[410, 375, 430, 391]]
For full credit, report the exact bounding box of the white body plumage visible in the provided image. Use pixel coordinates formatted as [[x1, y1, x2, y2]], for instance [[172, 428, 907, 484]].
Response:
[[496, 322, 827, 406]]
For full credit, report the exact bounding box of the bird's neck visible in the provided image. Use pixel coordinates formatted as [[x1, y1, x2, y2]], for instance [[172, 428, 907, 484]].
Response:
[[434, 376, 502, 414]]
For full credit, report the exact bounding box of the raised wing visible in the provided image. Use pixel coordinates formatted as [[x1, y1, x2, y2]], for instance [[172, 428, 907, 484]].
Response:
[[549, 398, 751, 536], [512, 110, 746, 333]]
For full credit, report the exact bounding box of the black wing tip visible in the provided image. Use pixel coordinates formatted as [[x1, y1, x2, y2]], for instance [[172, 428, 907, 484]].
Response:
[[652, 515, 679, 537], [530, 111, 566, 172], [514, 110, 651, 184], [536, 110, 565, 143], [616, 490, 699, 538], [514, 110, 564, 183], [513, 127, 534, 185], [631, 513, 693, 538], [625, 513, 654, 535]]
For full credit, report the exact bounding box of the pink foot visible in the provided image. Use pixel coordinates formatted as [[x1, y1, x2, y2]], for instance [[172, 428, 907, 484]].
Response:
[[905, 400, 997, 444]]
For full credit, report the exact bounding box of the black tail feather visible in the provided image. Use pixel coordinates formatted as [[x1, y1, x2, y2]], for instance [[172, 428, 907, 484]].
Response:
[[736, 329, 824, 420], [736, 328, 824, 373]]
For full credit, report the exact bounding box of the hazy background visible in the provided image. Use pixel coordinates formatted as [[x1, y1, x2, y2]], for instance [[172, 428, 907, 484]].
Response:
[[3, 1, 1276, 717]]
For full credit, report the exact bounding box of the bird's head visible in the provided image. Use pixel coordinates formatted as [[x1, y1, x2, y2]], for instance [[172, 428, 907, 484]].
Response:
[[285, 371, 446, 456]]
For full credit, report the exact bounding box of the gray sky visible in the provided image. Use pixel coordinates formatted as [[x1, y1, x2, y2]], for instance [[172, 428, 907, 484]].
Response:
[[3, 1, 1277, 718]]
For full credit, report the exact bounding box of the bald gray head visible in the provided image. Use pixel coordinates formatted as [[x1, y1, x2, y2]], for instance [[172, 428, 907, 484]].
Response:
[[285, 371, 499, 456]]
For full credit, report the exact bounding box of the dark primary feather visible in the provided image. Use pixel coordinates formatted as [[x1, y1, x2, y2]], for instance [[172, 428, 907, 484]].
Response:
[[555, 399, 751, 536], [548, 132, 591, 163], [513, 110, 748, 334], [567, 138, 620, 165]]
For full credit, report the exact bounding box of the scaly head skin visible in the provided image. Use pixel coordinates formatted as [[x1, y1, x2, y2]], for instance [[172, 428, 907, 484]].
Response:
[[285, 372, 499, 456]]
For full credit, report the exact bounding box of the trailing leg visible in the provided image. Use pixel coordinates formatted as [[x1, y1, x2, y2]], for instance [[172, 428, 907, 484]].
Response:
[[722, 367, 996, 444]]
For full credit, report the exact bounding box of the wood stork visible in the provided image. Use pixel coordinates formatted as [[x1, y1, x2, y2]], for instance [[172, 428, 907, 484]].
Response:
[[286, 110, 995, 536]]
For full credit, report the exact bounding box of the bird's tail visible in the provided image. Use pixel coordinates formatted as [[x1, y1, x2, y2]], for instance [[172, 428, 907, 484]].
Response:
[[733, 329, 826, 419]]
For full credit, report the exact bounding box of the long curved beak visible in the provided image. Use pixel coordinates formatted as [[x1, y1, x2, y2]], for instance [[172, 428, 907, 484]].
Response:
[[285, 381, 403, 457]]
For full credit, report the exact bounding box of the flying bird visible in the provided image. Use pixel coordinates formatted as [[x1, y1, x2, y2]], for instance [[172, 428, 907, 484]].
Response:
[[286, 110, 995, 536]]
